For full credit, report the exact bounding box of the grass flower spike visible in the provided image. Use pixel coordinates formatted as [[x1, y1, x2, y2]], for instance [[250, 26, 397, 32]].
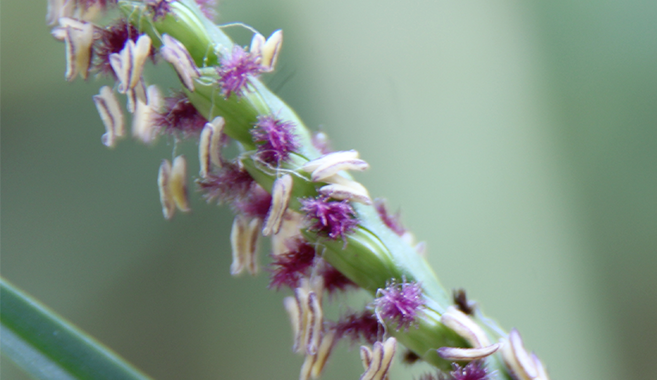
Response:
[[40, 1, 553, 379]]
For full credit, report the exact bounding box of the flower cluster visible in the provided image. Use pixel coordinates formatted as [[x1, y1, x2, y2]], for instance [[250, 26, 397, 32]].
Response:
[[251, 115, 298, 165], [46, 1, 552, 380], [300, 196, 359, 241], [372, 279, 425, 330]]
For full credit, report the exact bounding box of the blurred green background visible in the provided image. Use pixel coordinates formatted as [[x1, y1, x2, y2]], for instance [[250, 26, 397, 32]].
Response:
[[2, 0, 656, 379]]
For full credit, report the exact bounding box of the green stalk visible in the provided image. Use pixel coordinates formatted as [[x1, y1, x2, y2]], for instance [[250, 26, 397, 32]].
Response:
[[1, 277, 151, 380]]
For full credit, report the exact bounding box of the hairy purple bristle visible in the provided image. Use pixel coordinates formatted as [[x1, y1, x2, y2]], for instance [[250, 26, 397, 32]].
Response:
[[197, 162, 255, 204], [450, 361, 488, 380], [251, 115, 298, 165], [375, 199, 406, 236], [299, 196, 358, 241], [93, 19, 141, 77], [154, 92, 208, 136], [334, 311, 382, 345], [217, 45, 262, 98], [269, 238, 317, 290], [319, 264, 357, 294], [372, 280, 424, 330]]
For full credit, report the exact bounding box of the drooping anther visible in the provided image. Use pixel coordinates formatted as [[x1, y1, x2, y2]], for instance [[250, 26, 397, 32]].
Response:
[[93, 86, 124, 148], [110, 34, 151, 103], [230, 215, 262, 276], [55, 17, 94, 81], [283, 278, 325, 356], [47, 0, 103, 26], [437, 344, 500, 361], [158, 155, 191, 220], [270, 211, 303, 256], [262, 174, 293, 236], [501, 329, 551, 380], [132, 84, 162, 144], [436, 306, 500, 362], [160, 34, 200, 91], [199, 116, 225, 178], [250, 30, 283, 72], [441, 306, 491, 348], [318, 174, 372, 204], [302, 150, 369, 182], [359, 337, 397, 380], [300, 328, 336, 380]]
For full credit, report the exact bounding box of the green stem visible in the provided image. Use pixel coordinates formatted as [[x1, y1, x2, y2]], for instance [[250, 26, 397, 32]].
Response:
[[0, 277, 151, 380]]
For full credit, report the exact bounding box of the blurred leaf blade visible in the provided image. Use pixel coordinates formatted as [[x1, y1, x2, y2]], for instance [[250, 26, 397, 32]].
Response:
[[0, 277, 152, 380]]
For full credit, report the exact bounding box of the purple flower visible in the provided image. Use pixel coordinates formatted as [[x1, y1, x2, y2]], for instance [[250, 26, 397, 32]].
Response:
[[93, 19, 142, 77], [299, 196, 358, 241], [372, 280, 424, 330], [269, 238, 316, 289], [154, 92, 208, 136], [217, 45, 263, 98], [334, 311, 382, 345], [251, 115, 298, 165], [450, 361, 489, 380], [375, 199, 405, 236]]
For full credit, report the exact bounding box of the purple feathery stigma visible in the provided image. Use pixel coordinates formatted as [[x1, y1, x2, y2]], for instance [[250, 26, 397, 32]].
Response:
[[269, 238, 317, 290], [372, 280, 424, 330], [251, 115, 298, 165], [334, 311, 382, 345], [299, 196, 358, 241], [217, 45, 263, 98], [450, 361, 489, 380], [93, 19, 142, 77]]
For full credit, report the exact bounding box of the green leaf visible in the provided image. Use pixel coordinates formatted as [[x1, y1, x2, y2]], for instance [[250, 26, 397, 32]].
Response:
[[0, 277, 151, 380]]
